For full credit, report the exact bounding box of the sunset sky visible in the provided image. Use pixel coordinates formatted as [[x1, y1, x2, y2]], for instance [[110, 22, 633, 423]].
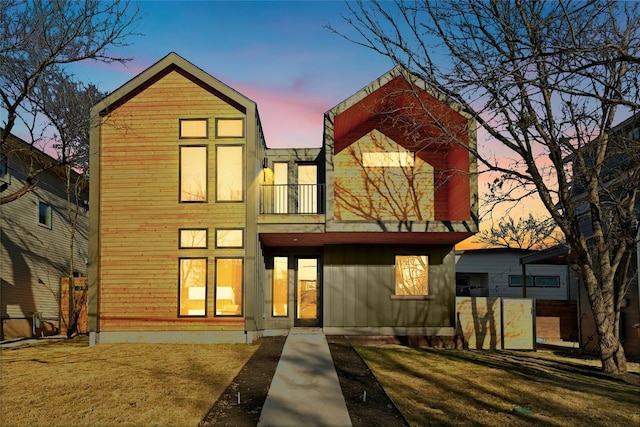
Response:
[[44, 1, 552, 247], [70, 0, 394, 149]]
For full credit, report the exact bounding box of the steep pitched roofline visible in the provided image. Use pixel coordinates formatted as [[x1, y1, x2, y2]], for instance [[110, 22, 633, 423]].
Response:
[[325, 66, 472, 120], [91, 52, 257, 117]]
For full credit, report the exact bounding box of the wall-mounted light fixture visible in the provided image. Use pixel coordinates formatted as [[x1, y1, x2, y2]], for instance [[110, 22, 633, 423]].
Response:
[[262, 158, 269, 169]]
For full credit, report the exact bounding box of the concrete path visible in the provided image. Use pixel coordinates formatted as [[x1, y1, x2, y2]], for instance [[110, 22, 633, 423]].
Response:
[[258, 328, 352, 427]]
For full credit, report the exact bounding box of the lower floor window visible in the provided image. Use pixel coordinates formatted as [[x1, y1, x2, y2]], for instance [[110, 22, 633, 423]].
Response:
[[509, 275, 560, 287], [216, 258, 243, 316], [179, 258, 207, 316], [395, 255, 429, 295], [272, 256, 289, 317]]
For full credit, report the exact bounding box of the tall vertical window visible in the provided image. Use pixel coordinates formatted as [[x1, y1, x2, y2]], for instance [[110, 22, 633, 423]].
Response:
[[38, 201, 52, 228], [273, 162, 288, 213], [179, 258, 207, 316], [217, 146, 243, 201], [395, 255, 429, 295], [215, 258, 243, 316], [180, 146, 207, 202], [297, 164, 317, 213], [272, 257, 288, 317]]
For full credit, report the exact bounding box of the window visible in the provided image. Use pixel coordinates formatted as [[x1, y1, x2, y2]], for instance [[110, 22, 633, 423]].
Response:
[[180, 119, 208, 138], [215, 258, 243, 316], [216, 146, 243, 201], [362, 151, 414, 167], [0, 152, 7, 181], [395, 255, 428, 295], [180, 146, 207, 202], [216, 118, 244, 138], [509, 275, 560, 288], [38, 201, 51, 228], [272, 257, 288, 317], [215, 229, 243, 248], [179, 258, 207, 316], [179, 229, 208, 249]]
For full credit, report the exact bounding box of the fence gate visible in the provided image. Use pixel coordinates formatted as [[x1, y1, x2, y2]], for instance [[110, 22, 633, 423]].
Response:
[[456, 297, 535, 350]]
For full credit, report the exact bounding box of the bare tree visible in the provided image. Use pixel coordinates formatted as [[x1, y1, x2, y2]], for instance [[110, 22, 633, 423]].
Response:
[[36, 75, 103, 336], [474, 214, 561, 250], [330, 0, 640, 374], [0, 0, 139, 204]]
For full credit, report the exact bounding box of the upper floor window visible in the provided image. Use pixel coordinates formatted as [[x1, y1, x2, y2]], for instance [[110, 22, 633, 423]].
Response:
[[216, 118, 244, 138], [38, 201, 52, 228], [395, 255, 428, 295], [180, 119, 208, 139], [180, 146, 208, 202], [362, 151, 414, 167], [216, 145, 243, 201]]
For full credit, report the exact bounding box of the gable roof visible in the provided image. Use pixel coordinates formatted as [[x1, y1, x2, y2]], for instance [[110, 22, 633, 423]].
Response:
[[92, 52, 257, 117], [325, 66, 472, 154]]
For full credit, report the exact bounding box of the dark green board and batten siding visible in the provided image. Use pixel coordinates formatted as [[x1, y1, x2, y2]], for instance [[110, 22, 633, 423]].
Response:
[[323, 244, 456, 328]]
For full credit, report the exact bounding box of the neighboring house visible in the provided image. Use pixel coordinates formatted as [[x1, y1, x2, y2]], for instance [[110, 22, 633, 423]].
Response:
[[569, 112, 640, 360], [455, 248, 577, 300], [0, 133, 89, 340], [88, 52, 478, 344]]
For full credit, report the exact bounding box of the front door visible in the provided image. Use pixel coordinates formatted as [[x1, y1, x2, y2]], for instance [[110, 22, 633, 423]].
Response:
[[294, 257, 321, 327]]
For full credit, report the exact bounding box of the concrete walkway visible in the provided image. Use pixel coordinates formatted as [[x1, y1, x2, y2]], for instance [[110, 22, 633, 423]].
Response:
[[258, 328, 352, 427]]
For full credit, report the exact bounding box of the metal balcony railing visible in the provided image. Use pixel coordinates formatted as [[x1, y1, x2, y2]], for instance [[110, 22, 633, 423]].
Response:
[[260, 184, 325, 214]]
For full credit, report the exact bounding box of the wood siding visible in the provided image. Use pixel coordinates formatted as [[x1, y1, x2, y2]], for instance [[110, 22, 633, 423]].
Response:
[[323, 244, 456, 328], [1, 155, 88, 340], [96, 70, 247, 332]]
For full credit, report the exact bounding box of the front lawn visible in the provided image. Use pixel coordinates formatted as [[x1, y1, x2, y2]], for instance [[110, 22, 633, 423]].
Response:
[[0, 336, 256, 427], [356, 345, 640, 426]]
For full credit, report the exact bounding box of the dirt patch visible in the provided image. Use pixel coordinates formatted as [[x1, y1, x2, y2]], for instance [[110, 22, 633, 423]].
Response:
[[327, 335, 409, 427], [199, 336, 285, 427], [199, 335, 407, 426]]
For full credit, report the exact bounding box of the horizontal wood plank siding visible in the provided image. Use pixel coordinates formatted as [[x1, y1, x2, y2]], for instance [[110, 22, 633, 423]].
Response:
[[98, 70, 246, 332]]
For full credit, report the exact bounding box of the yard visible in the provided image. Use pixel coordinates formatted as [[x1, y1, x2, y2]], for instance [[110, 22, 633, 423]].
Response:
[[1, 336, 638, 427], [0, 336, 257, 427], [356, 345, 640, 426]]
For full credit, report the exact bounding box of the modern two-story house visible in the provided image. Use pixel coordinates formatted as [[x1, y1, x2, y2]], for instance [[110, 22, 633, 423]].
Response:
[[88, 52, 477, 344]]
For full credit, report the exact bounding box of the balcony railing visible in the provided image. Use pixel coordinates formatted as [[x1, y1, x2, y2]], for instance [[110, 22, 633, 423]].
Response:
[[261, 184, 325, 214]]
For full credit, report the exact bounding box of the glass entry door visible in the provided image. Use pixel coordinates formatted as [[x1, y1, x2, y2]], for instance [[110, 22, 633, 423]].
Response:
[[295, 257, 321, 327]]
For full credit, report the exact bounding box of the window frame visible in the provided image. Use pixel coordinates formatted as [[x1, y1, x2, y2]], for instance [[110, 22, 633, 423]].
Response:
[[178, 257, 208, 317], [215, 117, 245, 138], [215, 228, 244, 249], [272, 256, 289, 317], [179, 228, 208, 249], [179, 118, 209, 139], [391, 254, 435, 300], [216, 145, 244, 202], [37, 200, 52, 229], [214, 257, 244, 317], [508, 275, 561, 288], [179, 145, 208, 203]]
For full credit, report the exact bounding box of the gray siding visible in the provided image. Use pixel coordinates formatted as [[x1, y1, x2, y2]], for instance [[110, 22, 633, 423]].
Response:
[[1, 155, 88, 338], [456, 250, 575, 300]]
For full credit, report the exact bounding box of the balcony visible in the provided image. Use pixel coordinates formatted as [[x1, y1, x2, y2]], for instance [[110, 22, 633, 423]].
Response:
[[260, 184, 325, 215]]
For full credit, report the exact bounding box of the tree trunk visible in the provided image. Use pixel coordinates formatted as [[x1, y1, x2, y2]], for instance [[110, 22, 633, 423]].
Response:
[[598, 330, 627, 375]]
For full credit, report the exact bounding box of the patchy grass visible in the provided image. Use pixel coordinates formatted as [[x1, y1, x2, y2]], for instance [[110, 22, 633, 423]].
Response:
[[356, 346, 640, 427], [0, 336, 256, 427]]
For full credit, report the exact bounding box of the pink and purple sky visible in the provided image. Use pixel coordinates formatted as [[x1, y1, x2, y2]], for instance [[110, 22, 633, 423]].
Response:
[[70, 0, 394, 149]]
